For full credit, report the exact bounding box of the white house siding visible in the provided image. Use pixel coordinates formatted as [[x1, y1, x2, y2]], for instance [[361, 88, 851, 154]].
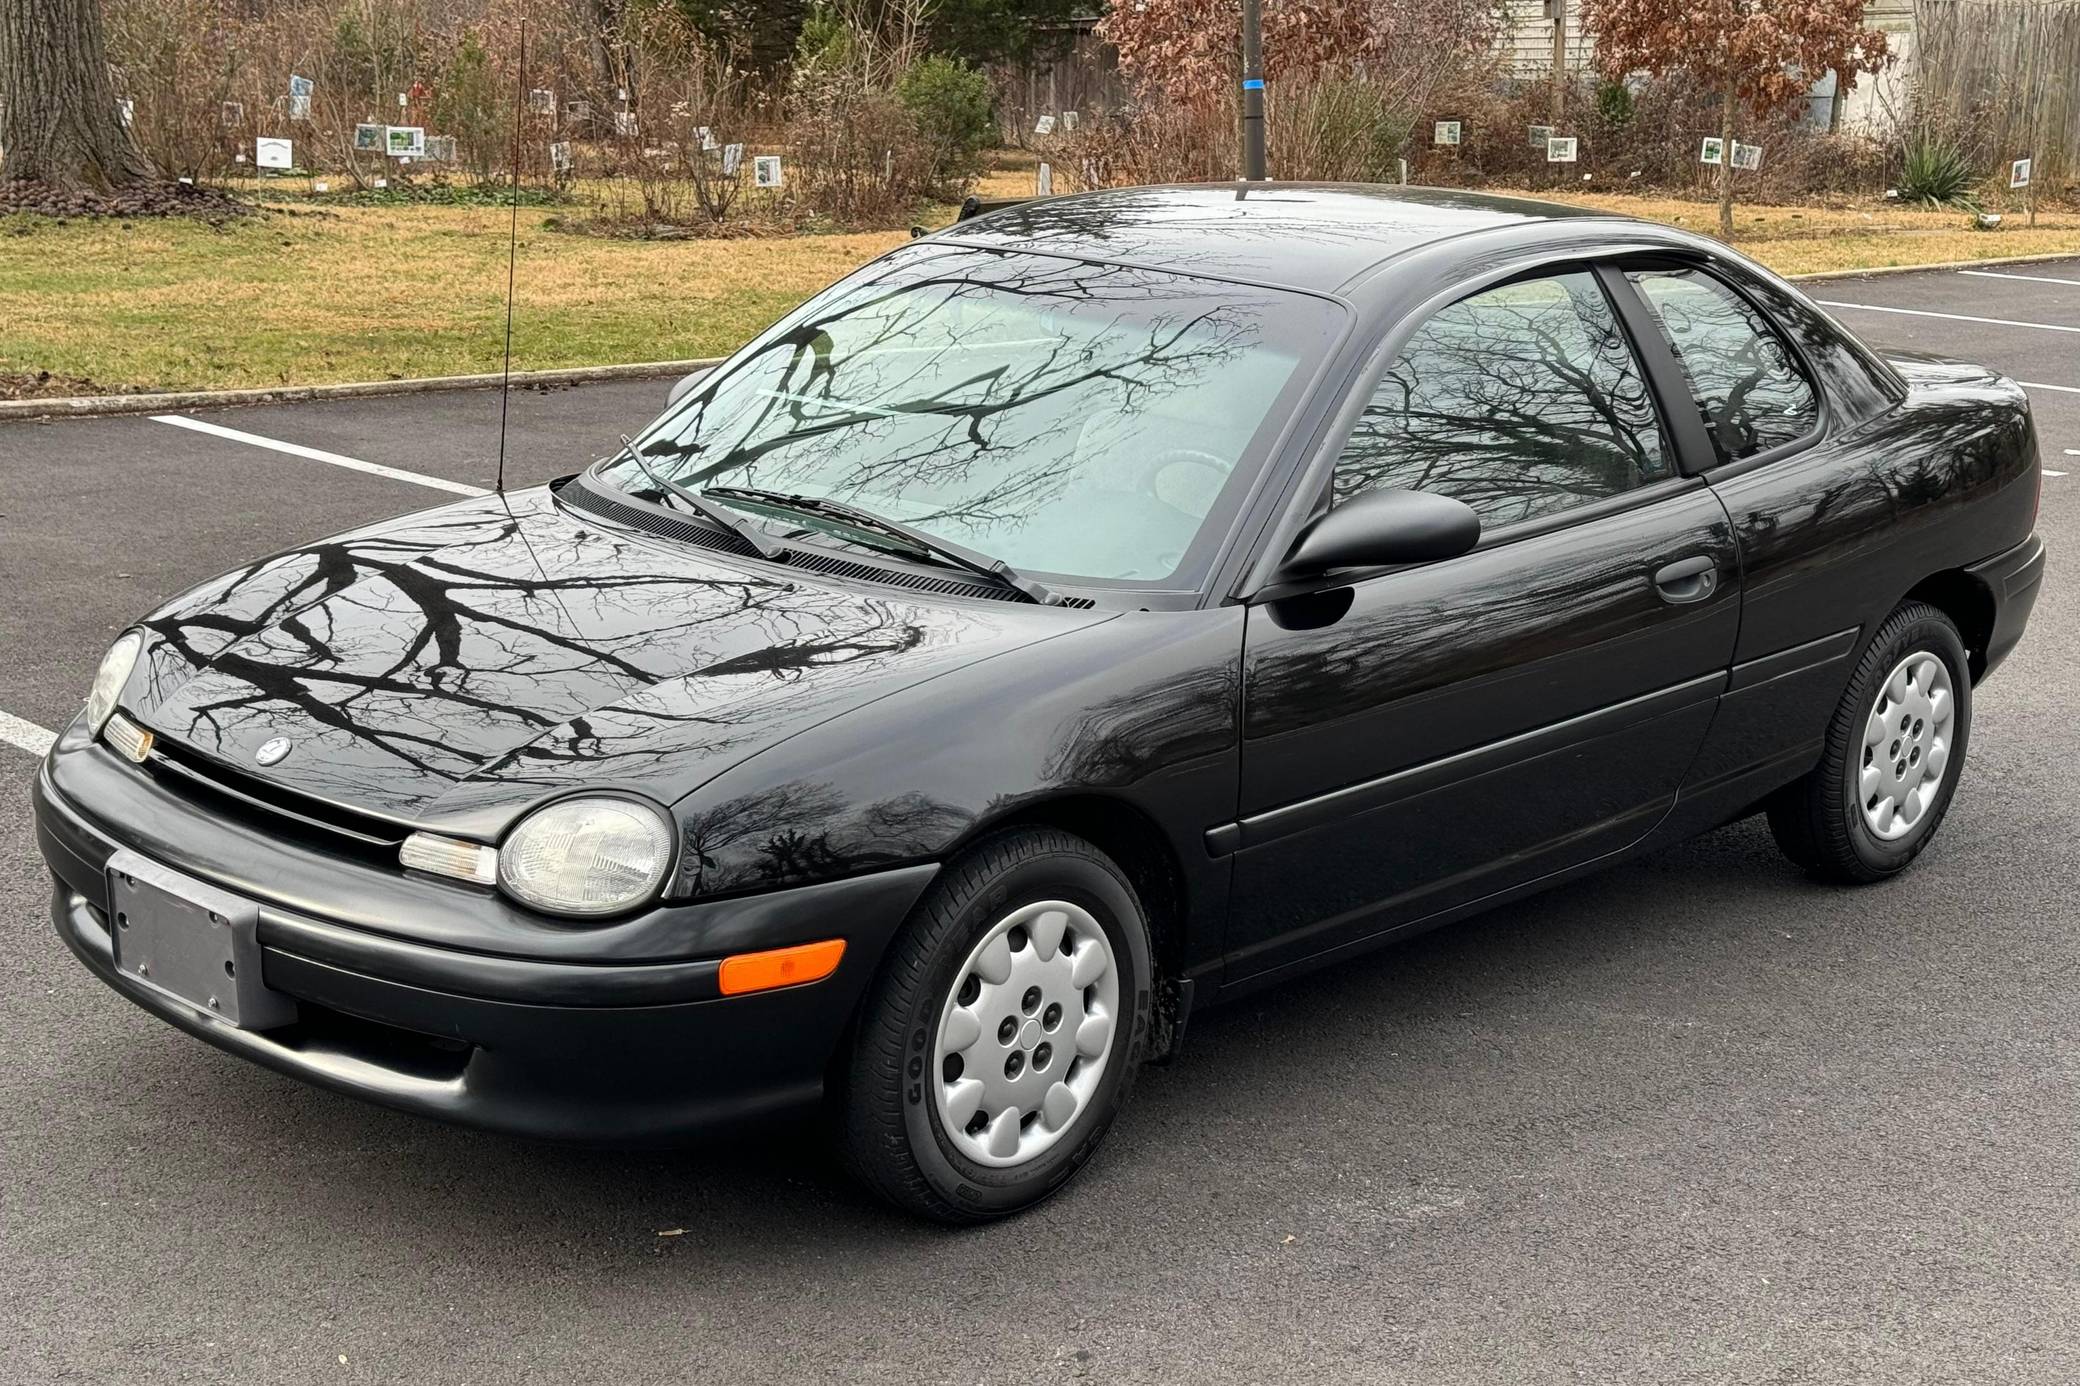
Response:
[[1500, 0, 1595, 77], [1499, 0, 1913, 131], [1840, 0, 1916, 131]]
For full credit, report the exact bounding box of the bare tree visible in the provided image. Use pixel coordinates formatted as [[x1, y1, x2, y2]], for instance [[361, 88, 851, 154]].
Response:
[[0, 0, 158, 188], [1582, 0, 1889, 240]]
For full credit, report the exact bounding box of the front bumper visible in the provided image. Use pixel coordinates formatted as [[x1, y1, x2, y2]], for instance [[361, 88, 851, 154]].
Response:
[[33, 745, 937, 1144]]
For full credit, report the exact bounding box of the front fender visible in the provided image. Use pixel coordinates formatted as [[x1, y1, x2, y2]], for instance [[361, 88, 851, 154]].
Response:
[[668, 608, 1246, 957]]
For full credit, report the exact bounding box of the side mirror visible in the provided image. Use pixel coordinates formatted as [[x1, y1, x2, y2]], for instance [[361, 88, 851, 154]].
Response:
[[1277, 488, 1480, 581], [665, 370, 707, 408]]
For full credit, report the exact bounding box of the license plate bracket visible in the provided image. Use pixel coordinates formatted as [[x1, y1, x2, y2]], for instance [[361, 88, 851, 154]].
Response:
[[107, 850, 298, 1029]]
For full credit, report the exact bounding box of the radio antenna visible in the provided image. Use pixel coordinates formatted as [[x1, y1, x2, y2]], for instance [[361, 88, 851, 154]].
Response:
[[494, 13, 528, 495]]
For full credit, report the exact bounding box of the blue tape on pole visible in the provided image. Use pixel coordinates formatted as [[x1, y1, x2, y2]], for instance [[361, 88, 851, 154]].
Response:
[[1242, 78, 1265, 90]]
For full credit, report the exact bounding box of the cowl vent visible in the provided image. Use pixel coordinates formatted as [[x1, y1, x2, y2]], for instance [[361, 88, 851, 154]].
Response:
[[557, 477, 1094, 609]]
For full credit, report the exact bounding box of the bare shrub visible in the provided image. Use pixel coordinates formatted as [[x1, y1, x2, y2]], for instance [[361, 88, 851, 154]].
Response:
[[1054, 26, 1503, 192], [787, 64, 931, 225], [1276, 74, 1418, 182], [286, 0, 432, 188], [781, 0, 956, 227], [1101, 0, 1505, 109], [95, 0, 984, 231], [430, 31, 502, 183], [1050, 85, 1405, 191], [1048, 104, 1213, 190], [1063, 0, 1505, 191], [1431, 74, 1892, 201], [103, 0, 599, 190], [668, 59, 765, 224], [104, 0, 252, 182], [548, 2, 787, 236]]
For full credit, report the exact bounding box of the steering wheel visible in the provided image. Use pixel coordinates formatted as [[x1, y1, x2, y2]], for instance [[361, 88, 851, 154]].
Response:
[[1099, 446, 1228, 578], [1139, 447, 1231, 516]]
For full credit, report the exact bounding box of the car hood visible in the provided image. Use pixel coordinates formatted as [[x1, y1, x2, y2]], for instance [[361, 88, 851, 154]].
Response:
[[130, 485, 1108, 835]]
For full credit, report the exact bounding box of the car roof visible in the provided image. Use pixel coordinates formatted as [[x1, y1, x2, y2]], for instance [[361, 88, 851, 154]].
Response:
[[940, 182, 1622, 294]]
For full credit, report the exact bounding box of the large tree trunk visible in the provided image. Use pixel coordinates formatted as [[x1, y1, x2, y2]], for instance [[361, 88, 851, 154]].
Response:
[[583, 0, 619, 97], [1717, 71, 1736, 241], [0, 0, 157, 188]]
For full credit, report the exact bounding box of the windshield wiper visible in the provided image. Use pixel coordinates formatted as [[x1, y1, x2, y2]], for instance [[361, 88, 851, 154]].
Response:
[[610, 435, 786, 561], [704, 486, 1066, 606]]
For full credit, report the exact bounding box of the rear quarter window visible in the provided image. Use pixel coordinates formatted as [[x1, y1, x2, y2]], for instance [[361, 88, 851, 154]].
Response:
[[1628, 267, 1819, 462]]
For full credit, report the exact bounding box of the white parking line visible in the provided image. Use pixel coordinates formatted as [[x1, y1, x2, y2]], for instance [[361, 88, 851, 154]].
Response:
[[152, 415, 490, 498], [2026, 381, 2080, 394], [1815, 301, 2080, 335], [0, 709, 57, 758], [1959, 268, 2080, 288]]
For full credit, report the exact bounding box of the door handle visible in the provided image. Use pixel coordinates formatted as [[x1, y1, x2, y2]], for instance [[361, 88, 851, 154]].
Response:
[[1652, 555, 1719, 604]]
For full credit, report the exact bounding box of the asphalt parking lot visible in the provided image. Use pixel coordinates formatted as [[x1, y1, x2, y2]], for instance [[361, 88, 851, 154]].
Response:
[[2, 258, 2076, 1384]]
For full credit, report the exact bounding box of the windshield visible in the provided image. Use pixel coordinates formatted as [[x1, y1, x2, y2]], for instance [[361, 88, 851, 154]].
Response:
[[595, 246, 1342, 587]]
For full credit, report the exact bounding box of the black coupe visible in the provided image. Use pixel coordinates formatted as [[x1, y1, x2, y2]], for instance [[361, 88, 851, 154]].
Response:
[[33, 186, 2046, 1221]]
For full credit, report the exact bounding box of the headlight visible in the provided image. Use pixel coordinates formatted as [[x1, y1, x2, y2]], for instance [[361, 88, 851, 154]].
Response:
[[498, 796, 675, 916], [85, 630, 145, 735]]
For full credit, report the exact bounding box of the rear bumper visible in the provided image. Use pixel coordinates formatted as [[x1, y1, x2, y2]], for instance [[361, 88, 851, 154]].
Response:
[[33, 752, 936, 1144], [1966, 532, 2046, 680]]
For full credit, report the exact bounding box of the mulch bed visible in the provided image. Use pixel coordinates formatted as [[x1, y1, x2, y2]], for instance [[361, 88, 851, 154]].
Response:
[[0, 178, 252, 221], [0, 371, 143, 402]]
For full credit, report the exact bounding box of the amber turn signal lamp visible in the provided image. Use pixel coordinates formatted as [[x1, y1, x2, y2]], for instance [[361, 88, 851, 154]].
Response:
[[718, 939, 846, 996], [102, 712, 154, 764]]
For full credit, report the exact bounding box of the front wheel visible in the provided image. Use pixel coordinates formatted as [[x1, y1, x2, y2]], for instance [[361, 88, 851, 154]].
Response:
[[840, 827, 1153, 1223], [1767, 600, 1972, 883]]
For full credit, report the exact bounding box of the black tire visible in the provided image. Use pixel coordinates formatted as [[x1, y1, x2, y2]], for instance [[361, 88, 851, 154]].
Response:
[[839, 827, 1153, 1224], [1767, 600, 1972, 883]]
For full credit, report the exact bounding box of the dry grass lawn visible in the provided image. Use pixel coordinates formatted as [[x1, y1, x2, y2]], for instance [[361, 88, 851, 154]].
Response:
[[0, 204, 909, 391], [1486, 186, 2080, 275], [3, 177, 2076, 393]]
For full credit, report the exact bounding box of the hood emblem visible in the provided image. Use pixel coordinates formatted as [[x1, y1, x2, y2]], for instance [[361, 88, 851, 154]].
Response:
[[254, 737, 294, 767]]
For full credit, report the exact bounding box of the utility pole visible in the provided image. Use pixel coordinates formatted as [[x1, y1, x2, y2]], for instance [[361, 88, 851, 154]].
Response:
[[1240, 0, 1266, 180], [1546, 0, 1566, 124]]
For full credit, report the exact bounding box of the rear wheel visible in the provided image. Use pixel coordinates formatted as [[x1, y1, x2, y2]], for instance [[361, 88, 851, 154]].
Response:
[[840, 827, 1152, 1223], [1767, 601, 1971, 883]]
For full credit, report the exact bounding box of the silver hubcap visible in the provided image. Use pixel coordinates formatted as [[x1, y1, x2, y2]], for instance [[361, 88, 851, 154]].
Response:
[[932, 900, 1119, 1168], [1858, 650, 1955, 841]]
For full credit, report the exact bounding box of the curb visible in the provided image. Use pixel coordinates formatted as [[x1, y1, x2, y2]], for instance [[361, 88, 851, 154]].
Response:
[[1787, 249, 2080, 283], [6, 247, 2079, 423], [0, 357, 724, 423]]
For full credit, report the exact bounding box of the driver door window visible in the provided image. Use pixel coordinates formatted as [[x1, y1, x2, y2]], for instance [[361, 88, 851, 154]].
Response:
[[1333, 270, 1672, 530]]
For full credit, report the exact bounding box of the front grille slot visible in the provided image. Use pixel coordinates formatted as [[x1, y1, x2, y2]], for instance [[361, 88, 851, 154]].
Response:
[[141, 739, 407, 861]]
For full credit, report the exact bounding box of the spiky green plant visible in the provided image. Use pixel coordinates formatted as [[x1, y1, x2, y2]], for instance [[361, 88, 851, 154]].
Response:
[[1898, 133, 1978, 208]]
